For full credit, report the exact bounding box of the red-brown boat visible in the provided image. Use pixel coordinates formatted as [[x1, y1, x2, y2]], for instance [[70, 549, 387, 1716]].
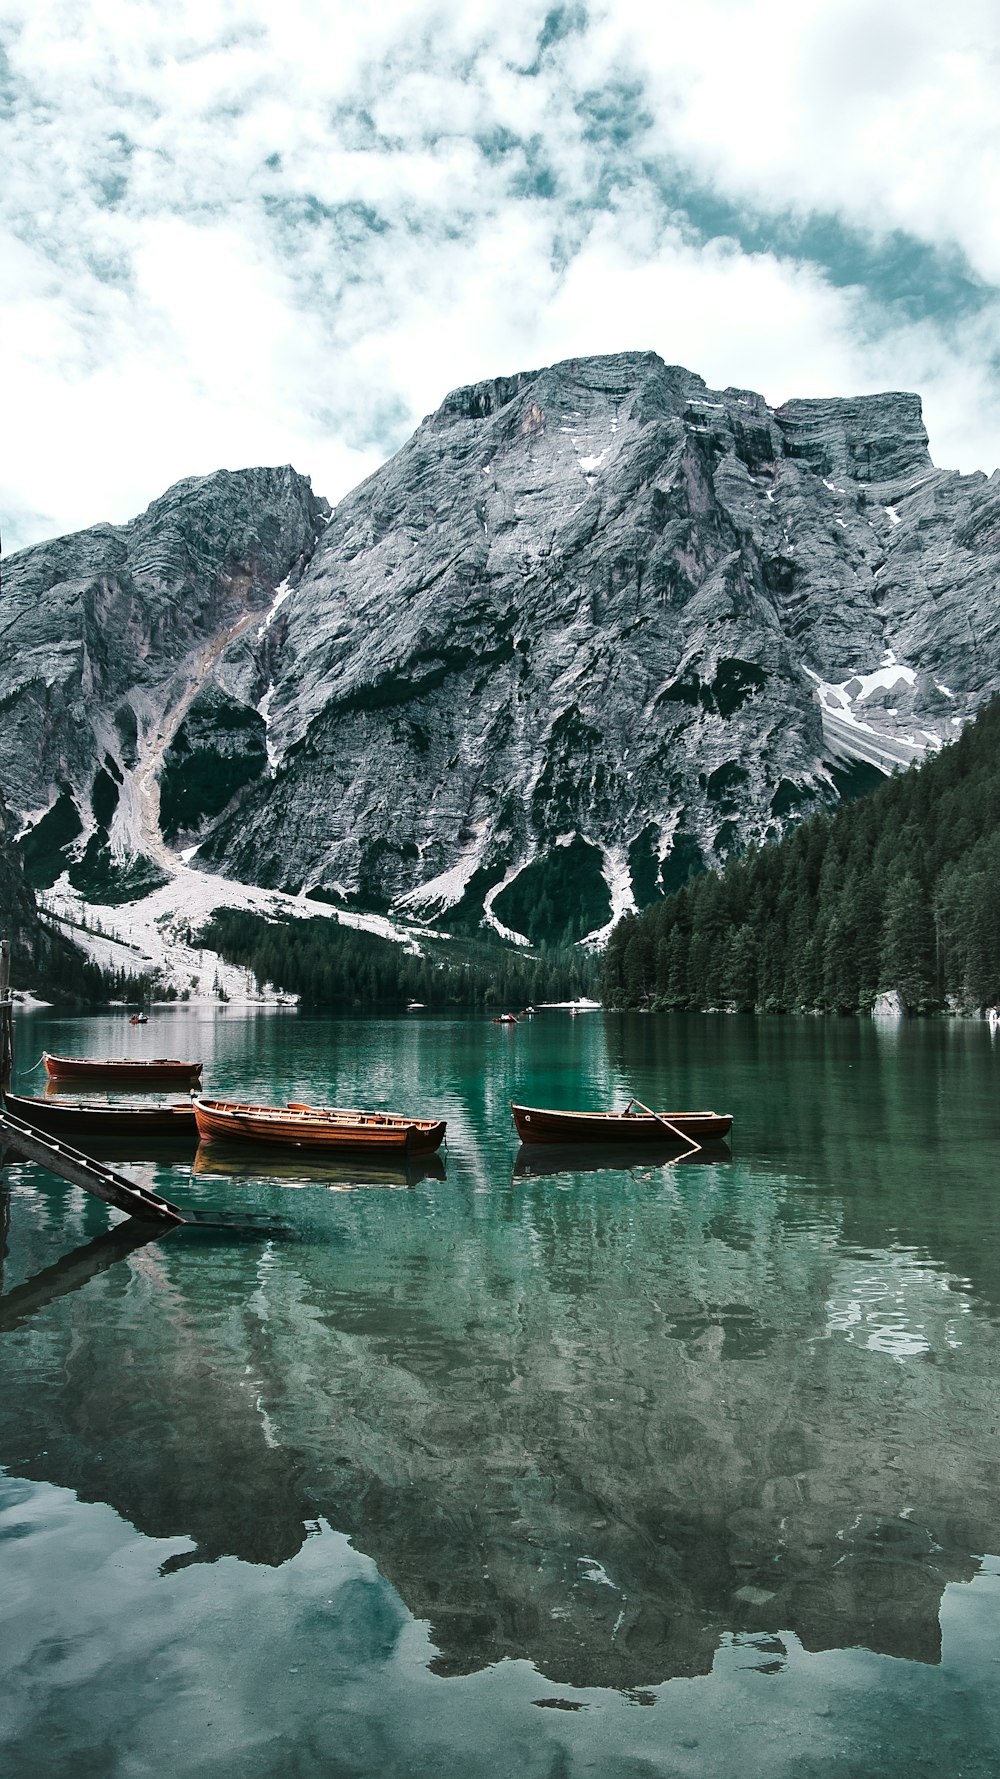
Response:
[[193, 1098, 446, 1154], [4, 1091, 197, 1141], [511, 1102, 732, 1145], [43, 1053, 203, 1085]]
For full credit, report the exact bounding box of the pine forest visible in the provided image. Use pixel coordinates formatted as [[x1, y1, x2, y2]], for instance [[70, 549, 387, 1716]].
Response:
[[601, 695, 1000, 1016]]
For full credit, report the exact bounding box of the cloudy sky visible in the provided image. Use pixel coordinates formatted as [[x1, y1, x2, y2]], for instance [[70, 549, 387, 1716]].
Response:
[[3, 0, 999, 551]]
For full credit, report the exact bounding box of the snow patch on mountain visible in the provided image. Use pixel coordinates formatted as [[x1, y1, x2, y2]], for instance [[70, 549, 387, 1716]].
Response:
[[805, 661, 944, 774], [395, 828, 487, 918], [483, 863, 533, 947], [580, 843, 638, 950], [14, 803, 55, 843], [816, 663, 917, 714], [257, 684, 281, 772], [256, 576, 293, 639]]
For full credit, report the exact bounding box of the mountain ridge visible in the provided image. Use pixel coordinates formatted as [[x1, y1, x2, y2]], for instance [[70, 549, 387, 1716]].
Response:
[[3, 351, 1000, 961]]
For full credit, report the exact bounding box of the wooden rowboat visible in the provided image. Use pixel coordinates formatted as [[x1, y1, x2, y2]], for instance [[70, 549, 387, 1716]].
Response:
[[193, 1098, 446, 1154], [511, 1103, 733, 1145], [3, 1091, 197, 1141], [44, 1053, 203, 1085]]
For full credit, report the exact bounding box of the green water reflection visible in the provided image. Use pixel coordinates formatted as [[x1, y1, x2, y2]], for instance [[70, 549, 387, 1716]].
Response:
[[2, 1008, 1000, 1776]]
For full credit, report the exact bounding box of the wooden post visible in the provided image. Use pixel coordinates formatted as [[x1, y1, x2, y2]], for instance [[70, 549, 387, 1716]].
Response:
[[0, 936, 12, 1093]]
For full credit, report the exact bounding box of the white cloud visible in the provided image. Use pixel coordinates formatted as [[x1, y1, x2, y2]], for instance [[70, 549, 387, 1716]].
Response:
[[600, 0, 1000, 283], [2, 0, 999, 550]]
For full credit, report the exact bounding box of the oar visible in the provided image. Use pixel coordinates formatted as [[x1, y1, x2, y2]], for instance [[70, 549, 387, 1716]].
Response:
[[627, 1097, 703, 1163]]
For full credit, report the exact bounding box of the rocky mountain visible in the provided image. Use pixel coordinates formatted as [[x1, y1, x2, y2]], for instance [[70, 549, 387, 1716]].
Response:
[[0, 465, 328, 903], [0, 787, 108, 1002], [0, 787, 35, 945], [3, 352, 1000, 948]]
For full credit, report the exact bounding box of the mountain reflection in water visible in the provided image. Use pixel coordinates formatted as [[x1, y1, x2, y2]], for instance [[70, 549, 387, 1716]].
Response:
[[2, 1008, 1000, 1733]]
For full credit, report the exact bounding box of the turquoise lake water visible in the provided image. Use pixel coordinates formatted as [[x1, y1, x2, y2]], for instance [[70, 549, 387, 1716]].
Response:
[[3, 1006, 1000, 1777]]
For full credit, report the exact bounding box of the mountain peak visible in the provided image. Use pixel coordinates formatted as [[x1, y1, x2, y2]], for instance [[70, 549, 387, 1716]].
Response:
[[4, 351, 997, 958], [776, 391, 931, 483]]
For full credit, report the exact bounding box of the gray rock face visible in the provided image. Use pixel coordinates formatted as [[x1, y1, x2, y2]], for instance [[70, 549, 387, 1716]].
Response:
[[3, 353, 999, 940], [0, 787, 35, 942], [0, 466, 328, 892], [201, 353, 1000, 938], [158, 684, 269, 846], [776, 391, 931, 484]]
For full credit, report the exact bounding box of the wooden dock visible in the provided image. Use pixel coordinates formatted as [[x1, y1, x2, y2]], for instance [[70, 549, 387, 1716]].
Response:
[[0, 1107, 185, 1226]]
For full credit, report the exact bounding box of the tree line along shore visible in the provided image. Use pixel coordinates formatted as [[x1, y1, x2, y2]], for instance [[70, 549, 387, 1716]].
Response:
[[601, 695, 1000, 1017], [5, 698, 998, 1016]]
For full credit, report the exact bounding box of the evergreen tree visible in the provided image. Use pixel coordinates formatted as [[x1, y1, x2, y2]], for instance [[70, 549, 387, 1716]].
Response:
[[722, 924, 757, 1010], [880, 872, 935, 1009]]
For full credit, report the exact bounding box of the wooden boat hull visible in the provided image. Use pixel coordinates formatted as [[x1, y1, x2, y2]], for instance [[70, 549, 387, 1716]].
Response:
[[193, 1098, 446, 1154], [43, 1053, 203, 1085], [4, 1092, 197, 1142], [511, 1103, 733, 1145]]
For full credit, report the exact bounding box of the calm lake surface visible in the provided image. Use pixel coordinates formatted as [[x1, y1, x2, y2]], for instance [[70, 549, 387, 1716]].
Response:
[[3, 1006, 1000, 1778]]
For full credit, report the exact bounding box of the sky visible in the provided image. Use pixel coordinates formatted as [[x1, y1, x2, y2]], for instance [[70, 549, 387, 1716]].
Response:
[[2, 0, 1000, 552]]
